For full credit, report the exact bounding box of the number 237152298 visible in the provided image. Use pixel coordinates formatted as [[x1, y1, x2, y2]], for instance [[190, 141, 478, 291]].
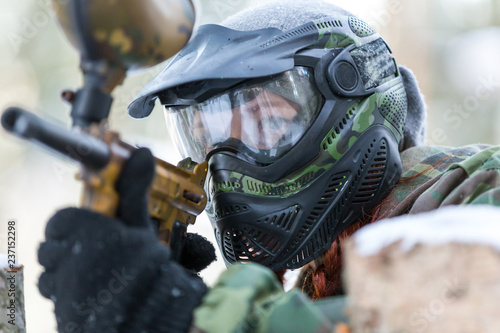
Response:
[[7, 220, 16, 270]]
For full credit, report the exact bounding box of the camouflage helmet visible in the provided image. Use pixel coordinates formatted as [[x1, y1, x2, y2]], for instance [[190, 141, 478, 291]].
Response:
[[52, 0, 195, 86], [130, 0, 423, 271]]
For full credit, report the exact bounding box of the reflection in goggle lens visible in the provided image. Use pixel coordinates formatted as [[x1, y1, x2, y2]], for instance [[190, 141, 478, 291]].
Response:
[[164, 66, 323, 163]]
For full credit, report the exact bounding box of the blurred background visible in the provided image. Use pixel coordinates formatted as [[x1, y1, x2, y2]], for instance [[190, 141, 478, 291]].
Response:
[[0, 0, 499, 331]]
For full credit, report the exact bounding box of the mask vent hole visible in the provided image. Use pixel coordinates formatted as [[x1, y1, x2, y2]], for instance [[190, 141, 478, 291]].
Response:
[[321, 126, 339, 150], [346, 106, 356, 119], [322, 109, 356, 151], [215, 204, 249, 218], [379, 83, 407, 135], [284, 172, 349, 263], [315, 20, 343, 30], [352, 139, 388, 204], [223, 231, 237, 263], [256, 205, 300, 231], [238, 228, 280, 260], [260, 23, 316, 48], [348, 17, 375, 38], [224, 206, 301, 264]]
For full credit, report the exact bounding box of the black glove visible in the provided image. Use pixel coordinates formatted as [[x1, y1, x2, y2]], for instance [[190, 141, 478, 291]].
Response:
[[180, 232, 216, 272], [38, 148, 208, 333]]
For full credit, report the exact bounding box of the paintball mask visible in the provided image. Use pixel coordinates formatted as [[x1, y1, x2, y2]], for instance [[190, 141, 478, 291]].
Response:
[[129, 13, 407, 271]]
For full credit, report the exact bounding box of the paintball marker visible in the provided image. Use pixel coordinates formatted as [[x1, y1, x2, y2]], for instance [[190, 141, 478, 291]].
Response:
[[0, 0, 204, 261]]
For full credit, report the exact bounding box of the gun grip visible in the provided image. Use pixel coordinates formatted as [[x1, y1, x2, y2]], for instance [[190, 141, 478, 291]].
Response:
[[170, 220, 187, 262]]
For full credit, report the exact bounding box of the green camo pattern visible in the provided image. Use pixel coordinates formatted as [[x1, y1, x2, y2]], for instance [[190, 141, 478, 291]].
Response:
[[192, 263, 337, 333], [379, 144, 500, 216], [195, 145, 500, 332], [324, 33, 355, 48]]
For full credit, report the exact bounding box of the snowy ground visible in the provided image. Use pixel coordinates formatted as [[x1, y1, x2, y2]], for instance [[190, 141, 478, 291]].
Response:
[[353, 205, 500, 256]]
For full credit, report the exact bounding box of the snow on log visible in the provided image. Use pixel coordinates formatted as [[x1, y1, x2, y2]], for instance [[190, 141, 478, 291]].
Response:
[[344, 205, 500, 333], [0, 254, 25, 332]]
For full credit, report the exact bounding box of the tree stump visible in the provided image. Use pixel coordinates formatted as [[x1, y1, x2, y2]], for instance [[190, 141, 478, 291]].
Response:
[[0, 255, 25, 333], [344, 205, 500, 333]]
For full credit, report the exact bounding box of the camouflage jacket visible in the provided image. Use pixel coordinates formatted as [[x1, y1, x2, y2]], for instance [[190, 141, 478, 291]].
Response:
[[191, 144, 500, 333]]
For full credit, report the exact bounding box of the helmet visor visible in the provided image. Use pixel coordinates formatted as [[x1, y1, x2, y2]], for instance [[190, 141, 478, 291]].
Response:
[[164, 67, 323, 163]]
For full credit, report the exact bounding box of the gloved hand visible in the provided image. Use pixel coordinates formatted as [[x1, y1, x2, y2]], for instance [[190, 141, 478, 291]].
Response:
[[38, 148, 209, 333], [180, 232, 217, 272]]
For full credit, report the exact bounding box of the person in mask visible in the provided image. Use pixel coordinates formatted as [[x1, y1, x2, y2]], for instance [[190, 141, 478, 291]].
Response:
[[38, 1, 500, 332]]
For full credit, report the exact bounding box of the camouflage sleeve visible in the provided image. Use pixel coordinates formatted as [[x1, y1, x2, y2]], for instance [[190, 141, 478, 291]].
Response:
[[190, 263, 345, 333], [378, 144, 500, 217], [411, 145, 500, 210]]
